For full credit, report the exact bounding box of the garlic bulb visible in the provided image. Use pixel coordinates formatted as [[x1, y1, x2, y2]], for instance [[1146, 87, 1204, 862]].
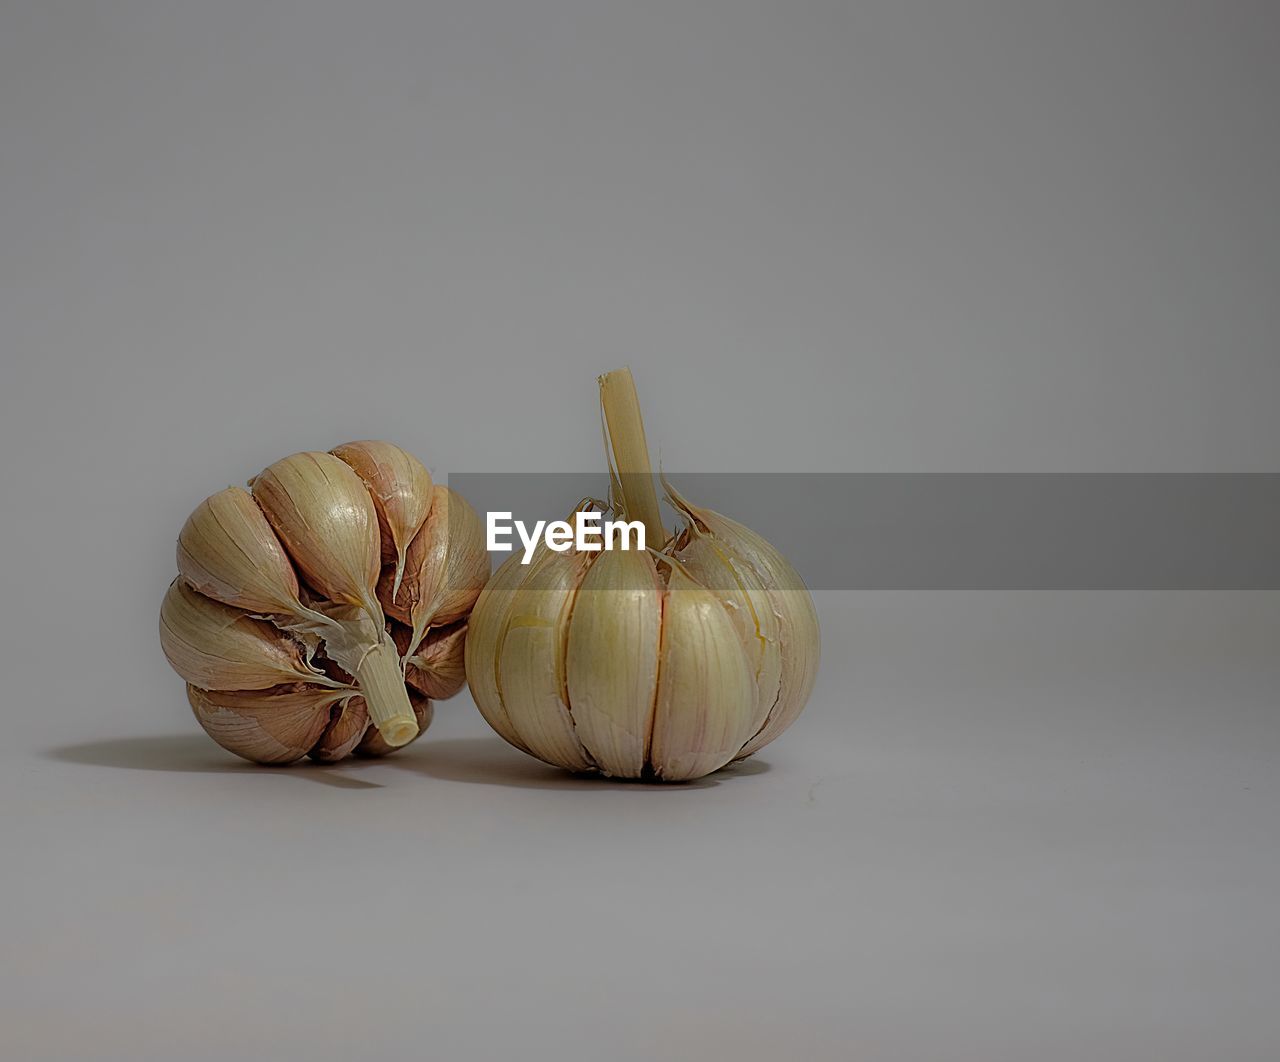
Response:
[[160, 441, 488, 765], [465, 369, 820, 782]]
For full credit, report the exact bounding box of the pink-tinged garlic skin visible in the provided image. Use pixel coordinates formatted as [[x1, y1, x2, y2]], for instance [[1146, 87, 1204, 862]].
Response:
[[177, 487, 305, 615], [403, 621, 469, 701], [251, 451, 383, 616], [160, 580, 334, 692], [378, 485, 490, 657], [187, 686, 342, 765], [331, 440, 433, 597], [187, 686, 434, 766]]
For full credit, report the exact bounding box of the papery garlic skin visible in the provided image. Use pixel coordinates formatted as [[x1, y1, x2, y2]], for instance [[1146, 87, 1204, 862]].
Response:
[[403, 621, 469, 700], [497, 547, 596, 772], [160, 579, 341, 692], [563, 547, 662, 777], [161, 441, 488, 765], [648, 566, 757, 781], [379, 485, 490, 658], [251, 452, 384, 617], [308, 694, 373, 763], [666, 485, 820, 759], [186, 686, 347, 765], [177, 487, 308, 616], [331, 441, 433, 598], [464, 551, 538, 757], [674, 533, 783, 742]]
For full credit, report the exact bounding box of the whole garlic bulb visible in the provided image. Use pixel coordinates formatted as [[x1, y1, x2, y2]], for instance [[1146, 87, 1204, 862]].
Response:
[[465, 369, 819, 782], [160, 442, 488, 764]]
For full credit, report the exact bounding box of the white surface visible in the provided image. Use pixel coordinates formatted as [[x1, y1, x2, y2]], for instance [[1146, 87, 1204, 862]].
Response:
[[6, 592, 1279, 1061]]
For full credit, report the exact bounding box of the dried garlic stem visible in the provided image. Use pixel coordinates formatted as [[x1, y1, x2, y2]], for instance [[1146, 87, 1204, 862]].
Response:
[[353, 640, 418, 747], [599, 367, 666, 547]]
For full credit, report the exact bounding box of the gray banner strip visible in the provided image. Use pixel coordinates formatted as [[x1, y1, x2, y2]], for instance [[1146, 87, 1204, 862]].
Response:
[[448, 473, 1280, 590]]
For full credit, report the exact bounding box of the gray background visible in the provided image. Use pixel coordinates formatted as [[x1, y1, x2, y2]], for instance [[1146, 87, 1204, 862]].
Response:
[[1, 2, 1277, 1060]]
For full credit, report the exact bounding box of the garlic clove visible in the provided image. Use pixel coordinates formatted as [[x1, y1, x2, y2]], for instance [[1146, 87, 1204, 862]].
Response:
[[251, 452, 383, 619], [497, 549, 596, 771], [187, 684, 342, 764], [564, 546, 663, 777], [648, 566, 758, 781], [177, 486, 306, 616], [161, 579, 343, 691], [356, 690, 433, 757], [665, 483, 820, 758], [331, 440, 433, 599], [464, 551, 537, 756], [308, 695, 371, 762], [379, 485, 489, 655], [404, 620, 468, 701], [674, 534, 782, 742]]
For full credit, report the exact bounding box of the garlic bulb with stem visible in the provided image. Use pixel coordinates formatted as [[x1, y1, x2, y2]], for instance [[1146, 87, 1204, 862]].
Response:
[[161, 441, 488, 764], [465, 368, 820, 782]]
